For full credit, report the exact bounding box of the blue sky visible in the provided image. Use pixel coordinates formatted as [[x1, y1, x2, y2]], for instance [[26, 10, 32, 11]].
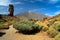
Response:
[[0, 0, 60, 16]]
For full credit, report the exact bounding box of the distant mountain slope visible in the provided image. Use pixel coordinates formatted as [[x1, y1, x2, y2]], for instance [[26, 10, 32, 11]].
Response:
[[16, 11, 48, 20]]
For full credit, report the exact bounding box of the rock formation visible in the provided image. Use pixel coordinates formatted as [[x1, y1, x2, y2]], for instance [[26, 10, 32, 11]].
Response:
[[8, 4, 14, 16]]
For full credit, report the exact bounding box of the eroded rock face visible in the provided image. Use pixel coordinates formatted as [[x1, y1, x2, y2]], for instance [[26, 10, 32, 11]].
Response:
[[8, 4, 14, 16]]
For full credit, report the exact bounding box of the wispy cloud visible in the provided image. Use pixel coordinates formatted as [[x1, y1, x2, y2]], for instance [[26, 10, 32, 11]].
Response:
[[0, 0, 23, 6], [0, 0, 11, 6], [0, 7, 5, 10], [24, 0, 43, 3], [45, 13, 54, 16], [30, 0, 59, 4], [20, 8, 23, 9], [56, 6, 60, 8], [33, 8, 60, 16], [37, 0, 43, 1], [54, 10, 60, 15], [22, 0, 59, 4], [30, 1, 35, 3], [0, 11, 9, 14], [16, 8, 23, 10], [45, 10, 60, 16], [32, 8, 47, 11], [24, 0, 35, 3], [12, 2, 24, 5], [48, 0, 59, 4], [32, 8, 54, 16]]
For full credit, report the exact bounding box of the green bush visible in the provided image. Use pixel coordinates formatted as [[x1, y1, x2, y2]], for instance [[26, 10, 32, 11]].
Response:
[[13, 20, 42, 34], [47, 29, 59, 38], [0, 25, 9, 29], [0, 22, 9, 29], [0, 19, 6, 23], [52, 22, 60, 32], [42, 26, 49, 32], [55, 33, 60, 40]]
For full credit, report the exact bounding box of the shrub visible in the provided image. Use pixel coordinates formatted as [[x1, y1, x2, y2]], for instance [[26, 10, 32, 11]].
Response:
[[0, 22, 9, 29], [47, 19, 56, 27], [47, 28, 59, 38], [0, 25, 9, 29], [35, 21, 42, 26], [0, 19, 6, 23], [13, 20, 42, 34], [42, 26, 49, 31], [35, 21, 49, 31], [51, 22, 60, 32], [55, 33, 60, 40]]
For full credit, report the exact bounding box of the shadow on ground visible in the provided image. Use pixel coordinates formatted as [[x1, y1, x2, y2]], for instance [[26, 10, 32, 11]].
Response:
[[0, 32, 6, 37], [16, 29, 41, 35]]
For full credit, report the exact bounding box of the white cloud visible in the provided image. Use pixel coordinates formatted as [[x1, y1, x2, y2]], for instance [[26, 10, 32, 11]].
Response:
[[29, 0, 59, 4], [0, 0, 11, 6], [37, 0, 59, 4], [45, 10, 60, 16], [20, 8, 23, 9], [30, 1, 35, 3], [0, 12, 9, 14], [12, 2, 24, 5], [0, 7, 5, 10], [49, 0, 59, 4], [15, 8, 23, 10], [45, 13, 54, 16], [32, 8, 60, 16], [40, 8, 46, 10], [23, 0, 59, 4], [32, 8, 46, 11], [24, 0, 35, 3], [54, 10, 60, 15], [23, 0, 28, 1], [0, 0, 23, 6], [24, 0, 43, 3], [37, 0, 43, 2], [56, 6, 60, 8], [32, 8, 54, 16]]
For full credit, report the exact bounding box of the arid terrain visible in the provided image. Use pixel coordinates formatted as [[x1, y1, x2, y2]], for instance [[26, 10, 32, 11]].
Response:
[[0, 25, 54, 40], [0, 1, 60, 40], [0, 11, 60, 40]]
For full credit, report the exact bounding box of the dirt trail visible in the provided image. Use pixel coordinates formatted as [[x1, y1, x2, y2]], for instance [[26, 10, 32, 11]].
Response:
[[0, 25, 55, 40]]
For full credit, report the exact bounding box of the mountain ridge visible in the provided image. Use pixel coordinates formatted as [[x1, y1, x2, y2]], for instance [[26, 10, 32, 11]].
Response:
[[16, 11, 48, 20]]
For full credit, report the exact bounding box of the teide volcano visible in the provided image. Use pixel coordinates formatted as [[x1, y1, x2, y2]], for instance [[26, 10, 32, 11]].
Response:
[[16, 11, 48, 20]]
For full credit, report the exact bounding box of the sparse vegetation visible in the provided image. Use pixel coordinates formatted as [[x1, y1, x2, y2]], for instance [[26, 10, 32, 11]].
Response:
[[55, 33, 60, 40], [0, 10, 60, 40], [0, 18, 9, 29], [0, 19, 6, 23], [52, 22, 60, 32], [35, 21, 49, 31], [13, 20, 42, 34], [47, 28, 59, 38], [0, 15, 18, 29], [42, 26, 49, 31]]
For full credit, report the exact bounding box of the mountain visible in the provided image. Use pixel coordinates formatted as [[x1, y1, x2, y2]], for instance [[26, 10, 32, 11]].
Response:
[[16, 11, 48, 20]]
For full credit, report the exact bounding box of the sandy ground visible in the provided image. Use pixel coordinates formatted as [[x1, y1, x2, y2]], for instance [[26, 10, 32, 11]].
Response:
[[0, 25, 55, 40]]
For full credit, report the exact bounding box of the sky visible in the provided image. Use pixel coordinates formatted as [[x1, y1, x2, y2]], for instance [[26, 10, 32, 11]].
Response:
[[0, 0, 60, 16]]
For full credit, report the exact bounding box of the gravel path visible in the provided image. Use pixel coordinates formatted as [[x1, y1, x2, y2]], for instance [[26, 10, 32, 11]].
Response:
[[0, 25, 55, 40]]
